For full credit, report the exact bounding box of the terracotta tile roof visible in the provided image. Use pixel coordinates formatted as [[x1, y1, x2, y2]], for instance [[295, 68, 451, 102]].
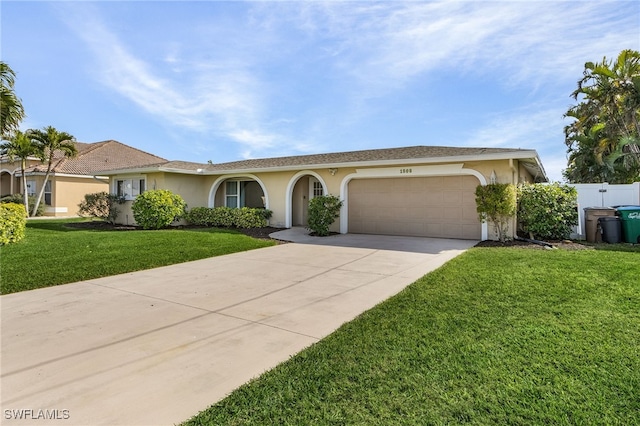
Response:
[[24, 140, 167, 175]]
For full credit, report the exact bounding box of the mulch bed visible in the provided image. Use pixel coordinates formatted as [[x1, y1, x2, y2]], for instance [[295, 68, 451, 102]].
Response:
[[65, 221, 283, 240], [475, 239, 592, 250]]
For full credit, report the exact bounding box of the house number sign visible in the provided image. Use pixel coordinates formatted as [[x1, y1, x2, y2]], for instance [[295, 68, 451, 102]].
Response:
[[399, 168, 413, 174]]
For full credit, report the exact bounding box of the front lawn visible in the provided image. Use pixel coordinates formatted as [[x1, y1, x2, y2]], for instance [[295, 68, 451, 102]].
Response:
[[0, 219, 275, 294], [184, 247, 640, 425]]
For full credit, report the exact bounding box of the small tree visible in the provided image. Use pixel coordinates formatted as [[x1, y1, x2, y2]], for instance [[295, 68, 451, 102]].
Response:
[[517, 183, 578, 240], [475, 183, 517, 242], [131, 189, 186, 229], [28, 126, 77, 217], [0, 130, 37, 213], [78, 192, 125, 224], [307, 195, 343, 237]]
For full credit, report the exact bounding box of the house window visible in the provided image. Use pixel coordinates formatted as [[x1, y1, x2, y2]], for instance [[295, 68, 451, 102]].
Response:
[[309, 177, 324, 200], [225, 181, 239, 208], [115, 178, 146, 200], [312, 180, 324, 197], [26, 180, 36, 196], [224, 180, 265, 208], [44, 181, 52, 205]]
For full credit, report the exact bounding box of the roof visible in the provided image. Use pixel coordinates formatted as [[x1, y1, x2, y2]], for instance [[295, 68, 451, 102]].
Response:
[[100, 145, 548, 182], [23, 140, 167, 175]]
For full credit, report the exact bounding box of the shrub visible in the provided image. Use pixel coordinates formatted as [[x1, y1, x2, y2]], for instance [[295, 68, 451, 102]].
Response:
[[77, 192, 125, 224], [131, 189, 187, 230], [184, 207, 272, 228], [0, 203, 27, 245], [0, 194, 45, 217], [184, 207, 214, 226], [475, 183, 517, 242], [214, 206, 236, 227], [517, 183, 578, 240], [307, 195, 343, 237]]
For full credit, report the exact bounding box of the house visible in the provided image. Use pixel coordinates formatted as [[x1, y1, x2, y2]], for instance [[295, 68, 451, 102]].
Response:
[[101, 145, 547, 240], [0, 140, 166, 216]]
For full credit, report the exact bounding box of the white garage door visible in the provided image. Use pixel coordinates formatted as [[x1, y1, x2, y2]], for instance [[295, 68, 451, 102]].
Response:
[[348, 175, 481, 239]]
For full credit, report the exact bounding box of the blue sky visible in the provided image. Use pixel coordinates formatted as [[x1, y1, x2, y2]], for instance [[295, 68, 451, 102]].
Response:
[[3, 1, 639, 181]]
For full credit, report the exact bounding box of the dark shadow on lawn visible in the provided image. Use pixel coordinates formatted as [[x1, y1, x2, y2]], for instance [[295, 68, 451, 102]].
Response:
[[590, 242, 640, 253]]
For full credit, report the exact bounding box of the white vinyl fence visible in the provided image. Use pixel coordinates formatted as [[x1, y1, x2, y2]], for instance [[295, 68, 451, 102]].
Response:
[[569, 182, 640, 239]]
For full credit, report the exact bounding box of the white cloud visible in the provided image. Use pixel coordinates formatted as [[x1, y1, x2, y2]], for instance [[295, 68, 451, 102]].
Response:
[[463, 104, 570, 181], [53, 1, 639, 163], [467, 106, 565, 148], [57, 3, 284, 156], [265, 2, 638, 93]]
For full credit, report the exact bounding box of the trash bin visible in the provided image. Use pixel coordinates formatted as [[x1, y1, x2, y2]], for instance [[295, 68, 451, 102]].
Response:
[[584, 207, 616, 243], [597, 216, 622, 243], [616, 206, 640, 244]]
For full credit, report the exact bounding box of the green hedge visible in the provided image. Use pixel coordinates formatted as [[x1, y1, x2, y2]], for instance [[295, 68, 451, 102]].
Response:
[[0, 203, 27, 245], [0, 194, 45, 217], [517, 183, 578, 240], [78, 192, 125, 224], [132, 189, 187, 230], [185, 207, 272, 228]]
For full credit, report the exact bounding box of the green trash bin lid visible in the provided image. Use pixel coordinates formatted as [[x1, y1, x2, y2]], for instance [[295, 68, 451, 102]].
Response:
[[616, 206, 640, 219]]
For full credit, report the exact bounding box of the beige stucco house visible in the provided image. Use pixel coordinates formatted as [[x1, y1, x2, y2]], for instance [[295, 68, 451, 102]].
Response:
[[102, 145, 547, 240], [0, 140, 166, 216]]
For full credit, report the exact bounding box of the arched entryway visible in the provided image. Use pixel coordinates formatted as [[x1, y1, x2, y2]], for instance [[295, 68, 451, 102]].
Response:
[[285, 171, 328, 228], [208, 175, 268, 209], [0, 170, 15, 196]]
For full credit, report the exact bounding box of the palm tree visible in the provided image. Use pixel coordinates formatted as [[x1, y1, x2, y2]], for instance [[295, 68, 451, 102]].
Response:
[[0, 130, 37, 212], [28, 126, 77, 216], [0, 62, 25, 137], [565, 49, 640, 182]]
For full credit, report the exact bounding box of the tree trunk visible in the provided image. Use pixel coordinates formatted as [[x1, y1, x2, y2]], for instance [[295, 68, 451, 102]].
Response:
[[31, 161, 52, 217], [20, 159, 29, 214]]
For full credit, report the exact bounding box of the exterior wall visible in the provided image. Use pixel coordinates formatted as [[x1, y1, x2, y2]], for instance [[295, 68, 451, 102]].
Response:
[[111, 172, 211, 225], [1, 159, 113, 216], [110, 158, 532, 239], [0, 159, 41, 197], [50, 176, 109, 216]]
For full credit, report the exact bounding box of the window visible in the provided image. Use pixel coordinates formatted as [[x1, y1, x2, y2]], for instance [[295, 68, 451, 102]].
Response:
[[225, 181, 239, 208], [312, 180, 324, 197], [224, 180, 264, 208], [115, 178, 146, 200], [26, 180, 36, 196], [44, 181, 52, 206], [309, 177, 324, 199]]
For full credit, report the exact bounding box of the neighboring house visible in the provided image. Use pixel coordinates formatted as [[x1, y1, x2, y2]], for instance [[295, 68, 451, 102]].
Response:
[[102, 145, 548, 240], [0, 140, 166, 216]]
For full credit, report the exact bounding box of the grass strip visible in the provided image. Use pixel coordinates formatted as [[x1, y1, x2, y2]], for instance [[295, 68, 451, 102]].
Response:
[[0, 219, 274, 294], [184, 247, 640, 425]]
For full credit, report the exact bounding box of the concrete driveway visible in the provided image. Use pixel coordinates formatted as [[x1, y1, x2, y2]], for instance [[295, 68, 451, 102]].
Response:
[[1, 230, 476, 425]]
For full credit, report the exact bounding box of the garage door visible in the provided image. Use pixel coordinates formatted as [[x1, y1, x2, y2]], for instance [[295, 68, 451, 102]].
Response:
[[348, 175, 481, 239]]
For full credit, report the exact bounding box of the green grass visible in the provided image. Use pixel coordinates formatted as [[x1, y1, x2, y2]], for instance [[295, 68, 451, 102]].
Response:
[[184, 247, 640, 425], [0, 219, 275, 294]]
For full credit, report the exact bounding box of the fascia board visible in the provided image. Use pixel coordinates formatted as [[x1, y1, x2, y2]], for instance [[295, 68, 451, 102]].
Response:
[[206, 150, 543, 175], [98, 150, 546, 177]]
